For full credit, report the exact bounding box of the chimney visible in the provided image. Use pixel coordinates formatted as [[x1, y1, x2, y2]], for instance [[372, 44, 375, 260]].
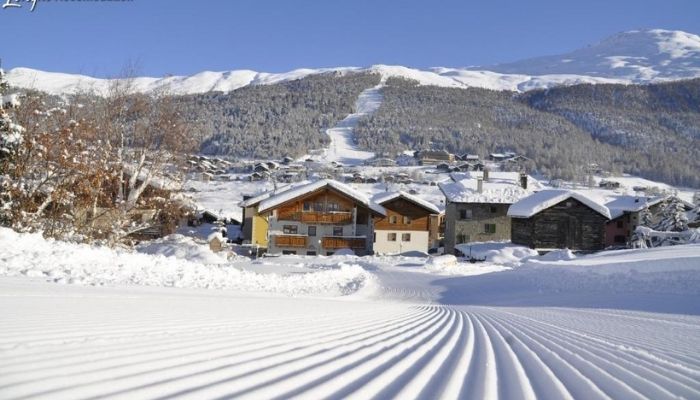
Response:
[[483, 168, 490, 182], [477, 177, 484, 193], [519, 173, 528, 189]]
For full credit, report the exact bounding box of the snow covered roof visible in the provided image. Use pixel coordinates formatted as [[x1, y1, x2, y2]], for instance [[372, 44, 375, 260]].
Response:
[[257, 179, 386, 215], [440, 171, 539, 204], [508, 189, 612, 219], [238, 181, 309, 208], [604, 195, 666, 219], [373, 191, 440, 214]]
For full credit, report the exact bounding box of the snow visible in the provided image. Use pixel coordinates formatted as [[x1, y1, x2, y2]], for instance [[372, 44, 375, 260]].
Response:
[[1, 227, 700, 398], [186, 177, 278, 223], [508, 189, 613, 219], [319, 83, 382, 166], [373, 190, 441, 214], [257, 179, 387, 215], [0, 228, 373, 297], [483, 29, 700, 82], [440, 172, 538, 204], [136, 234, 228, 264], [455, 241, 539, 266], [9, 30, 700, 97]]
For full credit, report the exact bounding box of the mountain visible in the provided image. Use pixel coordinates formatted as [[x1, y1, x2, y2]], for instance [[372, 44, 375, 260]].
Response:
[[6, 29, 700, 95], [5, 65, 624, 95], [483, 29, 700, 81]]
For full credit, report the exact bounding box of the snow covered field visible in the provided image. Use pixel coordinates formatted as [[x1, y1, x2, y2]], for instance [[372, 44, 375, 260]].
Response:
[[1, 228, 700, 399]]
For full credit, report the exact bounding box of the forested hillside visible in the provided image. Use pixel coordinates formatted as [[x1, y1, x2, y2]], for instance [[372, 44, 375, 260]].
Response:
[[355, 78, 700, 187], [176, 72, 381, 159], [13, 71, 699, 187]]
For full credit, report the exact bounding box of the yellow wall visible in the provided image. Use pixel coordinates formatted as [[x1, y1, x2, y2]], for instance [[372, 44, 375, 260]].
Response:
[[252, 213, 269, 247]]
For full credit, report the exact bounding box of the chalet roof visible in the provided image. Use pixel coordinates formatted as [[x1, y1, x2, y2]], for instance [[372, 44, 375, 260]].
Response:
[[238, 181, 310, 208], [604, 195, 666, 219], [440, 171, 539, 204], [257, 179, 386, 215], [508, 189, 612, 219], [373, 191, 440, 214]]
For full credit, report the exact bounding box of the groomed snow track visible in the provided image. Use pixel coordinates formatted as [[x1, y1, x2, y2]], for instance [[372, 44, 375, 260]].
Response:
[[1, 283, 698, 400]]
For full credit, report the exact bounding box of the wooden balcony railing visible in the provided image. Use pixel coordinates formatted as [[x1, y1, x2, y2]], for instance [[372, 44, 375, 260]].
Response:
[[273, 235, 307, 248], [277, 210, 353, 224], [322, 237, 366, 249], [302, 212, 352, 224]]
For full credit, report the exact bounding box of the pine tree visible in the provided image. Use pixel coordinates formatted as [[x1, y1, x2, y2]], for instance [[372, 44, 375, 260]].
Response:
[[657, 196, 689, 232], [0, 65, 23, 157], [639, 202, 654, 227], [0, 63, 24, 226], [691, 191, 700, 224]]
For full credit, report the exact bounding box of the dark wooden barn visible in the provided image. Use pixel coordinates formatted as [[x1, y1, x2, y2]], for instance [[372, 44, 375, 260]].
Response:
[[508, 190, 611, 251]]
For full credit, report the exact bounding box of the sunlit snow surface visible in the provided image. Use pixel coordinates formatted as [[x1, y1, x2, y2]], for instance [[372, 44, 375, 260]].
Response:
[[1, 227, 700, 399]]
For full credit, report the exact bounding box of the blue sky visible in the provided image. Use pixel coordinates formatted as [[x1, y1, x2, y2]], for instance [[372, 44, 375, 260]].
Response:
[[1, 0, 698, 77]]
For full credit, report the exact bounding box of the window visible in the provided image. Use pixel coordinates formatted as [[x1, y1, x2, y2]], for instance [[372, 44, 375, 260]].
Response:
[[333, 226, 343, 236], [283, 225, 298, 234], [326, 251, 334, 256], [308, 226, 317, 237], [327, 202, 340, 212], [456, 233, 470, 244], [490, 206, 497, 213], [303, 201, 311, 211], [616, 220, 624, 228], [403, 216, 411, 224], [388, 233, 397, 241], [402, 233, 411, 242], [459, 209, 472, 220], [306, 251, 316, 256], [484, 224, 496, 234], [614, 235, 626, 244], [373, 232, 376, 243], [389, 215, 398, 224], [314, 202, 324, 212], [282, 250, 297, 255]]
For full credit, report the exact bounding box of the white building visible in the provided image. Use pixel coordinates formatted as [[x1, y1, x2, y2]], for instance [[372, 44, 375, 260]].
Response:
[[372, 191, 441, 255]]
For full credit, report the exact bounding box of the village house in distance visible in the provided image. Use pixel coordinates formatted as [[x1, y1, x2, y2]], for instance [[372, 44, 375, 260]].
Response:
[[239, 179, 387, 256], [372, 191, 442, 255], [439, 170, 541, 255]]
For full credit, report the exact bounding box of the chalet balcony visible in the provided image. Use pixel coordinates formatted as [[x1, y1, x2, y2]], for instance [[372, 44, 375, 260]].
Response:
[[322, 236, 366, 249], [277, 211, 353, 224], [273, 235, 308, 248]]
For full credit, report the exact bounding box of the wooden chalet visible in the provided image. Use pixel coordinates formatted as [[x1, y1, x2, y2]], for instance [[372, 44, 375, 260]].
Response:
[[239, 179, 386, 256], [372, 192, 441, 254], [508, 190, 612, 251]]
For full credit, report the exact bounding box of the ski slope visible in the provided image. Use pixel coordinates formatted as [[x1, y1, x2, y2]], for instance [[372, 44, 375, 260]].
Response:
[[319, 83, 382, 165], [1, 229, 700, 399]]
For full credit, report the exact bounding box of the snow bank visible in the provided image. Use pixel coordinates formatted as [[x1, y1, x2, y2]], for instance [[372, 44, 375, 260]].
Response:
[[0, 228, 374, 297], [536, 248, 577, 261], [434, 244, 700, 312], [136, 234, 227, 264], [455, 242, 538, 266]]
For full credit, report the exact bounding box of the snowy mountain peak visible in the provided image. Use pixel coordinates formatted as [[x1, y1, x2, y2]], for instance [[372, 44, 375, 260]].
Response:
[[6, 29, 700, 96], [484, 29, 700, 81]]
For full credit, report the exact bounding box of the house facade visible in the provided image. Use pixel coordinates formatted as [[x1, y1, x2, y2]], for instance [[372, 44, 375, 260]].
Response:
[[372, 192, 441, 255], [604, 195, 666, 247], [416, 149, 455, 165], [440, 171, 537, 254], [508, 190, 612, 251], [240, 179, 385, 256]]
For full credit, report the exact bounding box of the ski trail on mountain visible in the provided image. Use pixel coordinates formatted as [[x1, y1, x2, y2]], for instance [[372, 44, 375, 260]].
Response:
[[319, 83, 382, 166]]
